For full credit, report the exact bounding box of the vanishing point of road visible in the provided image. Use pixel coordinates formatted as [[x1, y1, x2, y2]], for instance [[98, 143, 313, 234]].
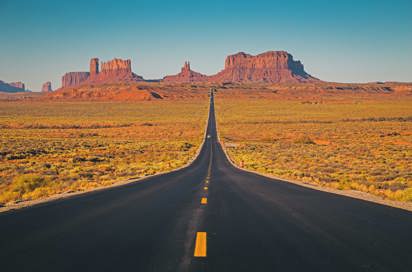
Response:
[[1, 91, 412, 272]]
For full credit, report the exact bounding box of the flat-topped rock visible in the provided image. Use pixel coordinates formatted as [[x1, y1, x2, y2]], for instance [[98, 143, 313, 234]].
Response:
[[209, 51, 318, 83]]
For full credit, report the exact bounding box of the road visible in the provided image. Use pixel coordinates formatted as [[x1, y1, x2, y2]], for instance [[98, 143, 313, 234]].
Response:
[[1, 92, 412, 272]]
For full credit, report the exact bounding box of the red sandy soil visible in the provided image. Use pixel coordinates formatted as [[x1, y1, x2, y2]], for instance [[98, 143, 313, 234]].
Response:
[[1, 81, 411, 102]]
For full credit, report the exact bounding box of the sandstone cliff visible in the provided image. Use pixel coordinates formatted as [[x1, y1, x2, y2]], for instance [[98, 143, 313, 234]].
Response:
[[42, 81, 52, 92], [61, 72, 90, 88], [60, 58, 143, 88], [0, 80, 26, 93], [94, 58, 143, 82], [58, 51, 319, 88], [163, 61, 207, 82], [101, 58, 132, 74], [209, 51, 318, 83], [9, 81, 25, 90], [89, 58, 99, 80]]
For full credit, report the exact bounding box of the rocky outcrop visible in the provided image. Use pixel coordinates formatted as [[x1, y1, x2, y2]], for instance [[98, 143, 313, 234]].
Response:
[[42, 81, 52, 92], [9, 82, 25, 90], [60, 58, 143, 88], [58, 51, 318, 88], [163, 61, 207, 82], [208, 51, 318, 83], [61, 72, 90, 88], [89, 58, 99, 80], [0, 80, 26, 93], [101, 58, 132, 75], [94, 58, 142, 82]]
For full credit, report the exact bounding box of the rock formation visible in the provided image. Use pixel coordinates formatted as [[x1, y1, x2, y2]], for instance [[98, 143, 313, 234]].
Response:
[[163, 61, 208, 82], [61, 72, 90, 88], [60, 58, 143, 88], [95, 58, 143, 82], [9, 81, 25, 90], [58, 51, 318, 88], [89, 58, 99, 80], [208, 51, 318, 83], [42, 81, 52, 92], [101, 58, 132, 75], [0, 80, 26, 92], [94, 58, 142, 82]]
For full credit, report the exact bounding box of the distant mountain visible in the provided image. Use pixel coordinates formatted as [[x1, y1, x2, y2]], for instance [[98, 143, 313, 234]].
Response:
[[208, 51, 319, 83], [56, 51, 319, 86], [41, 81, 53, 92], [163, 61, 208, 83], [0, 80, 27, 93], [61, 58, 143, 88], [162, 50, 319, 83]]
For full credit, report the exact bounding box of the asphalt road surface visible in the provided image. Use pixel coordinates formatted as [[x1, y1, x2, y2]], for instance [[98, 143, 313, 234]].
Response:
[[1, 92, 412, 272]]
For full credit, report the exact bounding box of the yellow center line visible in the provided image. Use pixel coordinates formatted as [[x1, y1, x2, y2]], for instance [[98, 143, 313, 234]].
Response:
[[205, 180, 209, 184], [194, 232, 207, 257], [201, 197, 208, 205], [204, 186, 208, 191]]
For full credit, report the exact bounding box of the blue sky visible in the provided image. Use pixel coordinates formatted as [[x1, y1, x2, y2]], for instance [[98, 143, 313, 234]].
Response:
[[0, 0, 411, 90]]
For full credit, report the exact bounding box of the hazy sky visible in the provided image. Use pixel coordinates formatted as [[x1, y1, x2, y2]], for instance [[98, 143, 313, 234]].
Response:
[[0, 0, 411, 90]]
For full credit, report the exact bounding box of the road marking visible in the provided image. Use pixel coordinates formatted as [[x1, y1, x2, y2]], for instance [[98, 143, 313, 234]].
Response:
[[204, 186, 208, 191], [194, 232, 207, 257], [201, 197, 208, 205], [205, 180, 209, 184]]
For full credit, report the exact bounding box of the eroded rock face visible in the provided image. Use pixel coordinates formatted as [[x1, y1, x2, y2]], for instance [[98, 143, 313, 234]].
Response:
[[9, 81, 25, 90], [209, 51, 318, 83], [96, 58, 142, 82], [58, 51, 318, 88], [163, 61, 207, 82], [60, 58, 143, 88], [0, 80, 26, 92], [42, 81, 52, 92], [61, 72, 90, 88], [89, 58, 99, 80], [101, 58, 131, 75]]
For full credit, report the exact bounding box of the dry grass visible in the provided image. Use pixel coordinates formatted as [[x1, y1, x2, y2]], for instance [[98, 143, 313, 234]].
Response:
[[215, 94, 412, 202], [0, 100, 208, 205]]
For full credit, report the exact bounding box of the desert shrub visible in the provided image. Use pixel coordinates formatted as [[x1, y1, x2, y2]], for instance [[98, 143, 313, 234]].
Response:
[[0, 174, 52, 204], [216, 96, 412, 202], [6, 153, 27, 160], [0, 99, 208, 205], [180, 142, 194, 151], [72, 156, 87, 163], [294, 136, 315, 145], [86, 156, 105, 163], [0, 191, 20, 205], [10, 174, 48, 195]]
